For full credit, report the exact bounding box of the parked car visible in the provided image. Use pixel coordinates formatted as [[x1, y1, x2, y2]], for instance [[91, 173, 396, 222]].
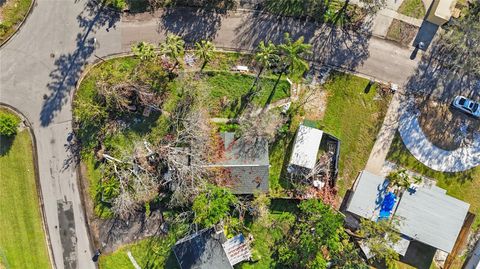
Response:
[[451, 96, 480, 118]]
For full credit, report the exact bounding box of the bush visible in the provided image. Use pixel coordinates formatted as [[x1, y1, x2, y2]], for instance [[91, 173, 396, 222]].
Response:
[[0, 112, 20, 136], [107, 0, 127, 10]]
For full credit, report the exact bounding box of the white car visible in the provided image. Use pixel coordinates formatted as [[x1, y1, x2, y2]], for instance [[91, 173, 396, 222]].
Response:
[[452, 96, 480, 118]]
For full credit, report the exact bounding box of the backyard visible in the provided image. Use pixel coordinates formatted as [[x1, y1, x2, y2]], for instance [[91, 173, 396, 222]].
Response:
[[0, 110, 51, 269]]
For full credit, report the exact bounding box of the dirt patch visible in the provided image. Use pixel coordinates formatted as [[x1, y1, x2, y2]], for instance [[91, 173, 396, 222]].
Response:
[[79, 163, 166, 253], [386, 19, 419, 46], [417, 98, 480, 150], [304, 86, 328, 121]]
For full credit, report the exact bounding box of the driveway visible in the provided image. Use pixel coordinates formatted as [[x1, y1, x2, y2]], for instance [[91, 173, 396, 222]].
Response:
[[398, 97, 480, 172], [0, 2, 422, 268]]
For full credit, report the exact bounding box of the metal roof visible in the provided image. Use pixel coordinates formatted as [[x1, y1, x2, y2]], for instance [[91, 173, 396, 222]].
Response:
[[346, 170, 389, 220], [289, 125, 323, 170], [394, 187, 470, 253]]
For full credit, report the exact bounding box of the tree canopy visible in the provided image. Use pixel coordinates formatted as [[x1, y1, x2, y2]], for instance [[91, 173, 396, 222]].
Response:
[[436, 2, 480, 77], [192, 185, 238, 228], [0, 111, 20, 137], [277, 199, 366, 269]]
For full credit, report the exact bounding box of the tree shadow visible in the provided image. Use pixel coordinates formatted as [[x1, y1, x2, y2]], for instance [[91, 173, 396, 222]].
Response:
[[0, 135, 14, 156], [158, 6, 226, 43], [40, 0, 120, 127], [232, 11, 372, 71]]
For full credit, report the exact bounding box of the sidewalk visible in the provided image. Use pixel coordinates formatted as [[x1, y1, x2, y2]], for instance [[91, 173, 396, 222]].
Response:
[[350, 0, 424, 37], [365, 88, 405, 175]]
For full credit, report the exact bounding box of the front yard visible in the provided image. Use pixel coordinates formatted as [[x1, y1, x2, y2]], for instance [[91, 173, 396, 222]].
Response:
[[0, 110, 51, 269]]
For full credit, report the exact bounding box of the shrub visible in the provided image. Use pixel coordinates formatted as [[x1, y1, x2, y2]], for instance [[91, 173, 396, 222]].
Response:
[[107, 0, 127, 10], [0, 112, 20, 136]]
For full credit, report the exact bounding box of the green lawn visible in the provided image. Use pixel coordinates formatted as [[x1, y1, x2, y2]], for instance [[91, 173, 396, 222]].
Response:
[[397, 0, 426, 19], [0, 119, 51, 268], [387, 132, 480, 228], [318, 72, 390, 195], [0, 0, 32, 43]]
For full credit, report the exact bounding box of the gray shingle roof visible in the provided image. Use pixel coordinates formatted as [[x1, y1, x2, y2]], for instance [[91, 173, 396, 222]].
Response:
[[394, 187, 470, 253], [173, 228, 233, 269], [213, 133, 269, 194]]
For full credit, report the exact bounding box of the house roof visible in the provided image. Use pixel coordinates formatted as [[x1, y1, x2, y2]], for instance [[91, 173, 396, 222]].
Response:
[[173, 228, 233, 269], [215, 133, 269, 194], [346, 170, 389, 220], [394, 187, 470, 253], [289, 125, 323, 170], [347, 170, 470, 254]]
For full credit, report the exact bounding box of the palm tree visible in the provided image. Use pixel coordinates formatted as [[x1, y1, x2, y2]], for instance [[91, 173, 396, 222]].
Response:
[[159, 34, 185, 70], [278, 32, 312, 76], [131, 41, 156, 61], [194, 40, 215, 72], [252, 41, 278, 92], [265, 33, 312, 108]]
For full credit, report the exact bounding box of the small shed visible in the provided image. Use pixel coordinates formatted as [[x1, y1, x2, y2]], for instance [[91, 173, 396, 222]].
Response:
[[288, 125, 324, 173]]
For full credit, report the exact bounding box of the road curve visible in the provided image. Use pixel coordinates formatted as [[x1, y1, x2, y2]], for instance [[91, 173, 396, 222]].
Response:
[[0, 2, 421, 268]]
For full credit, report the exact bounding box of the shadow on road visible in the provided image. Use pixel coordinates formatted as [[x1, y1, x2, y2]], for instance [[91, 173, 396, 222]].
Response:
[[232, 12, 373, 71], [40, 0, 120, 127], [159, 7, 227, 43]]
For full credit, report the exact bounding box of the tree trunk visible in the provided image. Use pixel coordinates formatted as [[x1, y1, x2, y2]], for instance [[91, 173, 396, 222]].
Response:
[[263, 70, 283, 112], [200, 60, 208, 72], [250, 65, 265, 93]]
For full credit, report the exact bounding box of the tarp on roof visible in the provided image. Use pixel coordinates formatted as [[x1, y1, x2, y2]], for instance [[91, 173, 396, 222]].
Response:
[[289, 125, 323, 170], [394, 187, 470, 253]]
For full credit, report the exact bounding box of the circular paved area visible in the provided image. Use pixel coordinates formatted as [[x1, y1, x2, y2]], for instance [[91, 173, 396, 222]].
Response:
[[398, 97, 480, 172]]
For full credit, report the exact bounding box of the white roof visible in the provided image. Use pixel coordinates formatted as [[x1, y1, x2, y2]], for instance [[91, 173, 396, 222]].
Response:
[[395, 187, 470, 253], [435, 0, 455, 20], [289, 125, 323, 170], [346, 170, 389, 220]]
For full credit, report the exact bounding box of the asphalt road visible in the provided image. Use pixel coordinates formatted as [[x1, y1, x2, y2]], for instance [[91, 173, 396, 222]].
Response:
[[0, 2, 421, 269]]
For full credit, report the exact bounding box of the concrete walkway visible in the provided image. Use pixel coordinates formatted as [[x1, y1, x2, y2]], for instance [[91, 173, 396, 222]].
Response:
[[365, 89, 405, 175], [398, 97, 480, 172]]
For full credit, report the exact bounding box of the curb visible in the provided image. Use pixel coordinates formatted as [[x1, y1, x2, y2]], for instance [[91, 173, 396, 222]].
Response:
[[0, 0, 36, 48], [0, 103, 57, 269]]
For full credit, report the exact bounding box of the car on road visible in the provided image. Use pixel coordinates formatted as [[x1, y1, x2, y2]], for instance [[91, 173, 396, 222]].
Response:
[[452, 96, 480, 118]]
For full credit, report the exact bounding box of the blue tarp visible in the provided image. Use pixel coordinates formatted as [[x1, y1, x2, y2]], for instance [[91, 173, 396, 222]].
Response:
[[378, 192, 397, 221], [382, 192, 397, 212]]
